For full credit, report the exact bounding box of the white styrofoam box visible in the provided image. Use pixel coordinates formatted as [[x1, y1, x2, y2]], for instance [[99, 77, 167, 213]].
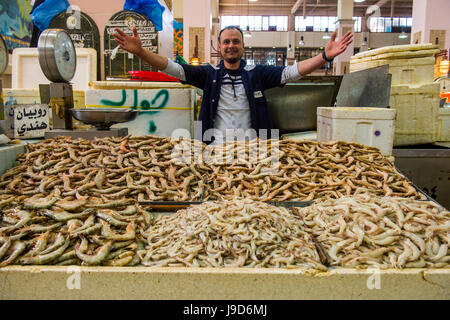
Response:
[[351, 43, 439, 60], [437, 107, 450, 142], [317, 107, 397, 156], [350, 56, 435, 86], [12, 48, 97, 90], [390, 83, 441, 146], [0, 140, 42, 176], [85, 87, 195, 137], [0, 143, 26, 176], [2, 88, 86, 109]]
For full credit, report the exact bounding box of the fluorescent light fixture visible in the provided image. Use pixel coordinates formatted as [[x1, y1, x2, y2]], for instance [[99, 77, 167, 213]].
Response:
[[354, 0, 365, 3], [249, 0, 258, 2], [322, 34, 331, 40], [398, 32, 408, 39]]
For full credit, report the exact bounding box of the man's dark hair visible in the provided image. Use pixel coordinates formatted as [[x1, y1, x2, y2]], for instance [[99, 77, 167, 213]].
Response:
[[218, 25, 244, 43]]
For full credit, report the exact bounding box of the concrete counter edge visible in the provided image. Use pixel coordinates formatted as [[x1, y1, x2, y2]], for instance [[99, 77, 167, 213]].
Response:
[[1, 266, 449, 300]]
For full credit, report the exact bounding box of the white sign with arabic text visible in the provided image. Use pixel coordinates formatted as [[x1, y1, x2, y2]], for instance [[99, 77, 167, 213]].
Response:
[[13, 104, 50, 138]]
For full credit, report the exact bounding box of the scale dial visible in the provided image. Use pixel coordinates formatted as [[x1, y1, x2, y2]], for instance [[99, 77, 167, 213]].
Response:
[[0, 34, 8, 75], [38, 29, 76, 82]]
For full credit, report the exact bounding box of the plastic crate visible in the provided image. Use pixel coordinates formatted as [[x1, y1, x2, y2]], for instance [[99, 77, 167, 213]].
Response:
[[437, 107, 450, 142], [390, 83, 441, 146], [11, 48, 96, 90], [2, 88, 85, 108], [317, 107, 397, 156], [350, 56, 435, 86]]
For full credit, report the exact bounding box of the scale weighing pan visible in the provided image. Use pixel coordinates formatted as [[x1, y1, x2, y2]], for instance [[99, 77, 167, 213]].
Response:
[[70, 109, 138, 130]]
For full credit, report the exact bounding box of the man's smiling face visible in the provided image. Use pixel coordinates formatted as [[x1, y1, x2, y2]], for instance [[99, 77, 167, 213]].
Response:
[[218, 28, 244, 64]]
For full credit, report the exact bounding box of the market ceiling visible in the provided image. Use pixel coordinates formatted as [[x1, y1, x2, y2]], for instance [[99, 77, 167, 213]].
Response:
[[219, 0, 414, 17]]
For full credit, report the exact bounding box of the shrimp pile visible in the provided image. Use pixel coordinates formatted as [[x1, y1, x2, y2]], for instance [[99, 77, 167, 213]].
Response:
[[294, 194, 450, 269], [0, 135, 423, 205], [0, 202, 151, 267], [0, 135, 205, 203], [204, 139, 425, 201], [139, 199, 326, 269], [1, 196, 448, 268], [0, 135, 439, 268]]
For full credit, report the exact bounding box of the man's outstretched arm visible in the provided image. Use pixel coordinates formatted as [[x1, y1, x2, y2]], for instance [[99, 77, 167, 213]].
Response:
[[297, 31, 354, 76], [113, 26, 169, 71], [114, 26, 210, 87]]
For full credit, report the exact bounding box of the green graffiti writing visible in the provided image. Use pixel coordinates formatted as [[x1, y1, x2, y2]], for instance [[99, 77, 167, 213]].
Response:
[[100, 89, 170, 110], [99, 89, 171, 133], [140, 99, 150, 110], [148, 120, 157, 134], [133, 90, 138, 109], [100, 90, 127, 106], [146, 89, 169, 115]]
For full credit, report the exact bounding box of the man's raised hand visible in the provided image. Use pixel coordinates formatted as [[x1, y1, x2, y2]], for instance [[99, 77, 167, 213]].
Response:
[[112, 26, 143, 56], [324, 31, 354, 60]]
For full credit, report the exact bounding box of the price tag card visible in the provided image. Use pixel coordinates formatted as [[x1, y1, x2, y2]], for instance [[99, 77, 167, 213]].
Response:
[[13, 104, 50, 138]]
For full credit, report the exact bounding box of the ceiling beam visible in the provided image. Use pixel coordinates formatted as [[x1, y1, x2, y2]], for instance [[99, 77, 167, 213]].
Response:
[[291, 0, 304, 15], [219, 3, 412, 9], [366, 0, 390, 16], [220, 3, 293, 7]]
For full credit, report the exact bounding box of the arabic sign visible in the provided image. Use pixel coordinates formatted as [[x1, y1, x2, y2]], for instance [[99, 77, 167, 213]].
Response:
[[104, 10, 158, 78], [12, 104, 49, 138]]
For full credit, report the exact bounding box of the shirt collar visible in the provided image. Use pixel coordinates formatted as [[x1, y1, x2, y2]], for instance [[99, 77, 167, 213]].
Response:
[[218, 59, 246, 72]]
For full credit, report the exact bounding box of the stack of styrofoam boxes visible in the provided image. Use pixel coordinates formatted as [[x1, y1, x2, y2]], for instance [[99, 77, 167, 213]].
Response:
[[317, 107, 397, 156], [350, 44, 442, 146]]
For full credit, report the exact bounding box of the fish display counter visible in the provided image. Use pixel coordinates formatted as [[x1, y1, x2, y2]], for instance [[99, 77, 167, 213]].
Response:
[[0, 136, 449, 299], [1, 266, 448, 299]]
